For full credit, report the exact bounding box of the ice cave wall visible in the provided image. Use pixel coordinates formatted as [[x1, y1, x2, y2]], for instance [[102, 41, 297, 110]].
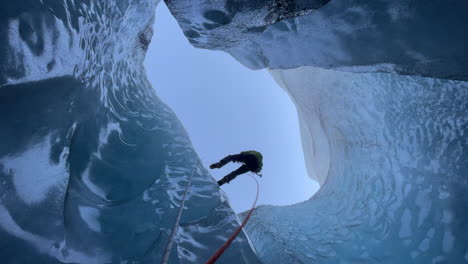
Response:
[[166, 0, 468, 81], [1, 0, 467, 263], [0, 0, 260, 263], [164, 0, 468, 263], [243, 67, 467, 263]]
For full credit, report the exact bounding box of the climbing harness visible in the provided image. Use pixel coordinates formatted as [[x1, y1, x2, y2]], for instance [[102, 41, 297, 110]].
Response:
[[205, 174, 260, 264], [160, 158, 199, 264]]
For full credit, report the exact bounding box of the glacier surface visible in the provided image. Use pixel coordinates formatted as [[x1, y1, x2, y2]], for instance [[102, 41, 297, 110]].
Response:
[[0, 0, 260, 263]]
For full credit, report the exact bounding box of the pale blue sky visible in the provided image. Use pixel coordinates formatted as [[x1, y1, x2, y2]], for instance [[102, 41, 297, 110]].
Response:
[[145, 4, 318, 212]]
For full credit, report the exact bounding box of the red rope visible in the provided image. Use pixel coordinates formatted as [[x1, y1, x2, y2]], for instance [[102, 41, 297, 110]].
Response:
[[205, 174, 260, 264]]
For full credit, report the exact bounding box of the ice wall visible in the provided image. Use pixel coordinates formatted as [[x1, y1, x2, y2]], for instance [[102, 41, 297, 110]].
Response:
[[166, 0, 468, 80], [0, 1, 260, 263], [164, 1, 468, 262], [243, 67, 468, 263]]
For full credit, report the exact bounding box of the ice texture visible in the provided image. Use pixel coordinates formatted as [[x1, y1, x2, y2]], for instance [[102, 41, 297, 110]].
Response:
[[165, 0, 468, 80], [2, 0, 467, 263], [0, 1, 260, 263], [163, 3, 468, 260], [241, 67, 468, 263]]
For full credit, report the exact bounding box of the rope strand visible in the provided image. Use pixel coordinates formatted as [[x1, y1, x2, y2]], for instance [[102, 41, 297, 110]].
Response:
[[205, 174, 260, 264], [160, 158, 199, 264]]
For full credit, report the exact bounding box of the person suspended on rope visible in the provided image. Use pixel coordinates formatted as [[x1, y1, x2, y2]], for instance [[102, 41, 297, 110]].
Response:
[[210, 150, 263, 186]]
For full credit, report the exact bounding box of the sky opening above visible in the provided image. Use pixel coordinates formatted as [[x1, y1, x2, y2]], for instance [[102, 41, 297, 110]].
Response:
[[145, 3, 319, 212]]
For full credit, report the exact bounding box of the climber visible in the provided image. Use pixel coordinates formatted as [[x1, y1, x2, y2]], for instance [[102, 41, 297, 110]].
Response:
[[210, 150, 263, 186]]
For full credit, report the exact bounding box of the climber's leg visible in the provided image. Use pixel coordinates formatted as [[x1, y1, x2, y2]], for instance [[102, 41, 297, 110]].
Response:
[[210, 154, 244, 169], [217, 165, 250, 186]]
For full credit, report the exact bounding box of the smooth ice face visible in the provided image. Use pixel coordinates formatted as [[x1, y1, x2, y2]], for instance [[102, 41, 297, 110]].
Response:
[[0, 1, 260, 263], [165, 0, 468, 80], [242, 67, 468, 263]]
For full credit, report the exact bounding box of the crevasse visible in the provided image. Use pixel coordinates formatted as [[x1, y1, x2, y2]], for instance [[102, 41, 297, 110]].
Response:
[[1, 0, 467, 263]]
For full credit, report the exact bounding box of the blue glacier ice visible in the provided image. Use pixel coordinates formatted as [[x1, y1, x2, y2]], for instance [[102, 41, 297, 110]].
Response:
[[0, 0, 260, 263], [243, 67, 468, 263], [166, 0, 468, 80], [1, 0, 468, 263], [164, 0, 468, 263]]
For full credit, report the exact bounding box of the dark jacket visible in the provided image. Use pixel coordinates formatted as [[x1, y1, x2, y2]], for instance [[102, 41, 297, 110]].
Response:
[[240, 150, 263, 173]]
